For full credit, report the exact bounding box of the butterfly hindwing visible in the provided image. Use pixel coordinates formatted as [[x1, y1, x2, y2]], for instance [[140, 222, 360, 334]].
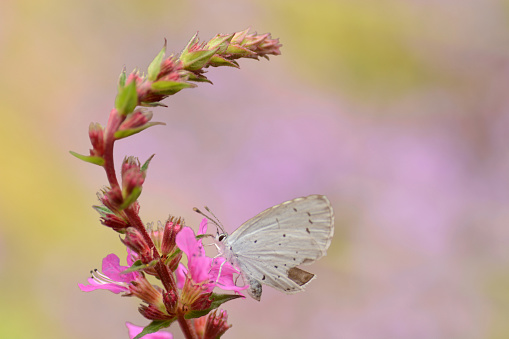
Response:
[[223, 195, 334, 299]]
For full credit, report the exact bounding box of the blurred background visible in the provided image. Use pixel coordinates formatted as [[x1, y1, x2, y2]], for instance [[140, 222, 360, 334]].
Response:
[[1, 0, 509, 338]]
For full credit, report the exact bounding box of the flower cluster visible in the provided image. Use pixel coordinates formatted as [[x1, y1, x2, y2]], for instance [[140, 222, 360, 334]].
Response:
[[80, 219, 245, 337], [73, 29, 280, 338]]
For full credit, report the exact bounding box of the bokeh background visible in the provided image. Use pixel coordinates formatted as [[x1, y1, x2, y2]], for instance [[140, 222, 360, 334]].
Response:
[[1, 0, 509, 338]]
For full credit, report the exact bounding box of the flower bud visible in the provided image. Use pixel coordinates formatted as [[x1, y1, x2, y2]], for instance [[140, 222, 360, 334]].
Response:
[[99, 212, 129, 232], [158, 58, 182, 82], [100, 186, 124, 213], [120, 157, 145, 208], [194, 316, 207, 338], [121, 227, 152, 263], [228, 29, 282, 60], [163, 290, 178, 316], [118, 109, 153, 132], [128, 274, 165, 306], [204, 309, 231, 339], [161, 216, 183, 255], [190, 291, 213, 312], [88, 122, 105, 157], [138, 304, 175, 321]]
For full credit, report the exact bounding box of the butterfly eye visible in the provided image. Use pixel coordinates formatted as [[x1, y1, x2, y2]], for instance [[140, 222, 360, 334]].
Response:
[[218, 234, 226, 242]]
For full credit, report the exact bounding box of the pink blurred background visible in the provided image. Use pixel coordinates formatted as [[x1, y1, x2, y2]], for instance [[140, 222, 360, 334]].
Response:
[[1, 0, 509, 338]]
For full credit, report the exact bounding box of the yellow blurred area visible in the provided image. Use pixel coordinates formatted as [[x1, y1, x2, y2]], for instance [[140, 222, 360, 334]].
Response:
[[1, 0, 509, 338]]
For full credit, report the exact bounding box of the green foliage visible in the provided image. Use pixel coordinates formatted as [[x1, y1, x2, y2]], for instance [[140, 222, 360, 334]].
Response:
[[133, 320, 175, 339], [115, 81, 138, 116], [148, 43, 166, 81], [185, 293, 244, 319], [151, 80, 195, 95], [121, 259, 159, 274], [114, 122, 166, 140], [69, 151, 105, 166]]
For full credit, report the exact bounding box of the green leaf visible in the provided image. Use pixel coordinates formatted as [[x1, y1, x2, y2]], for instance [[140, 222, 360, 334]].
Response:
[[69, 151, 105, 166], [133, 320, 175, 339], [120, 186, 142, 210], [185, 293, 244, 319], [208, 55, 239, 68], [118, 67, 127, 90], [179, 33, 221, 71], [115, 80, 138, 116], [151, 80, 195, 95], [185, 72, 213, 84], [205, 34, 234, 55], [114, 122, 166, 140], [92, 205, 113, 217], [180, 49, 219, 71], [163, 248, 182, 265], [141, 154, 155, 172], [121, 259, 159, 274], [226, 44, 257, 57], [147, 41, 166, 81]]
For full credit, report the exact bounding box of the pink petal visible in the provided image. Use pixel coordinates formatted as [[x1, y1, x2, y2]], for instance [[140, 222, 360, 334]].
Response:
[[126, 322, 173, 339], [175, 227, 198, 256], [198, 218, 208, 235], [78, 278, 127, 294], [176, 263, 187, 289]]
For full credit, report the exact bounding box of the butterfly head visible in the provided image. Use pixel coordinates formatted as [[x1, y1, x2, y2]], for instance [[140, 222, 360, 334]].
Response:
[[216, 232, 228, 243]]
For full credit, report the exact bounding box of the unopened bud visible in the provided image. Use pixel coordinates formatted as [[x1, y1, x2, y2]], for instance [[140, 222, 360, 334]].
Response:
[[204, 309, 231, 339], [163, 290, 178, 316], [121, 227, 152, 262], [100, 213, 129, 232], [138, 304, 175, 321], [118, 109, 153, 132], [88, 122, 105, 157]]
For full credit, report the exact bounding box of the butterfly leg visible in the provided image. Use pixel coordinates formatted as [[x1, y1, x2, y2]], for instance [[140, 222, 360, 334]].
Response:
[[211, 257, 227, 285]]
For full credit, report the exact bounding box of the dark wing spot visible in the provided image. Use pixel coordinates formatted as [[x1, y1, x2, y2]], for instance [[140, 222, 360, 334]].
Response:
[[293, 257, 296, 261], [307, 211, 311, 216], [278, 243, 281, 246], [306, 228, 310, 234], [308, 219, 313, 224], [254, 240, 257, 243], [275, 265, 278, 269], [293, 207, 298, 212], [278, 275, 281, 278], [262, 275, 266, 280], [230, 246, 233, 250], [283, 234, 286, 237]]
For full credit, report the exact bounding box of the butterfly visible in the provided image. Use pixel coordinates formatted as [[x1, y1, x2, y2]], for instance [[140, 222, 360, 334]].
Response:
[[197, 195, 334, 301]]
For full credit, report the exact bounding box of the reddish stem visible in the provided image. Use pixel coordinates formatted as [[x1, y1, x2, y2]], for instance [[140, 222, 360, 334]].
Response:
[[103, 109, 122, 188], [177, 314, 198, 339], [102, 109, 177, 293]]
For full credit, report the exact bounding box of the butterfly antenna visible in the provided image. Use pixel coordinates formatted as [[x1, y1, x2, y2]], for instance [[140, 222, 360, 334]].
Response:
[[204, 206, 226, 234], [193, 207, 225, 234]]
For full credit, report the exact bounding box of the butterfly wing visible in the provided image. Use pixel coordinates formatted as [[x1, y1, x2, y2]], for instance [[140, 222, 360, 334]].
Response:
[[225, 195, 334, 300]]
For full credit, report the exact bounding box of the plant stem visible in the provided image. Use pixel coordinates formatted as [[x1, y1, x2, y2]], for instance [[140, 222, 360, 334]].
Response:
[[177, 314, 198, 339], [103, 109, 122, 189]]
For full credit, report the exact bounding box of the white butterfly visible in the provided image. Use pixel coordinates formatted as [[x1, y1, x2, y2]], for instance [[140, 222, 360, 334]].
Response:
[[204, 195, 334, 301]]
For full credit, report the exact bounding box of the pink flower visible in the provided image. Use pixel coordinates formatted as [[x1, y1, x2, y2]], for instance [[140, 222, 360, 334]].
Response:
[[176, 222, 247, 293], [78, 252, 140, 294], [126, 322, 172, 339]]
